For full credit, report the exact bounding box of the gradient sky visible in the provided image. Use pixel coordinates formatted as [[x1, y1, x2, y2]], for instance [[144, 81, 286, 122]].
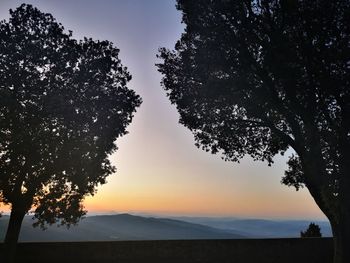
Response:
[[0, 0, 327, 220]]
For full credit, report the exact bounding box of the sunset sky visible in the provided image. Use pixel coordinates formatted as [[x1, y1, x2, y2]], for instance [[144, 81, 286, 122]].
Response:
[[0, 0, 327, 220]]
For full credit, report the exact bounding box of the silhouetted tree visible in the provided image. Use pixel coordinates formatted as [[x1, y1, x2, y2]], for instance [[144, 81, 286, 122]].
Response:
[[157, 1, 350, 262], [301, 223, 322, 238], [0, 4, 141, 261]]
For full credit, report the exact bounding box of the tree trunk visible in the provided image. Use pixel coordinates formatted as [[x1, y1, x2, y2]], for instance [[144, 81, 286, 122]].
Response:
[[330, 214, 350, 263], [4, 207, 26, 263]]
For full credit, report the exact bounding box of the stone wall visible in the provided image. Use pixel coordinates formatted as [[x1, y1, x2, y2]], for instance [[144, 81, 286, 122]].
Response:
[[1, 238, 333, 263]]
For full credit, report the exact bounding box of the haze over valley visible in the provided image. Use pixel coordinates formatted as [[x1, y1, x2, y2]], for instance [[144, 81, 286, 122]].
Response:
[[0, 214, 331, 242]]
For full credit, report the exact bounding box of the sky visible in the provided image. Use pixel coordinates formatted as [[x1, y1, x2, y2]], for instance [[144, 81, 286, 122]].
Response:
[[0, 0, 327, 220]]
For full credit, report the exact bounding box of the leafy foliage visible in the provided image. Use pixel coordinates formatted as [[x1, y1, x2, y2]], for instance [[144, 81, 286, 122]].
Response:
[[301, 222, 322, 238], [157, 0, 350, 205], [0, 4, 141, 227]]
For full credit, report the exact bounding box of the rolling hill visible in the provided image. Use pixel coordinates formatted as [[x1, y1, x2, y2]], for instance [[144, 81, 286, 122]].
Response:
[[170, 216, 332, 238], [0, 213, 332, 241], [0, 214, 245, 241]]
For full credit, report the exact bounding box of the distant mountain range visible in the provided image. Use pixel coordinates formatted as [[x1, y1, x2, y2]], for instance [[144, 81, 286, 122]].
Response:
[[0, 214, 244, 242], [169, 216, 332, 238], [0, 213, 332, 242]]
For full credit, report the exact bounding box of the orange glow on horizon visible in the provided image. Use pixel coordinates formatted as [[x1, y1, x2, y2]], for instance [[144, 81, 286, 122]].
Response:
[[0, 186, 326, 220], [83, 184, 326, 220]]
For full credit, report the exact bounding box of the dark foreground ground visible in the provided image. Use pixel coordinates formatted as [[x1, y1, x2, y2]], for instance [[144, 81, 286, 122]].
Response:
[[0, 238, 333, 263]]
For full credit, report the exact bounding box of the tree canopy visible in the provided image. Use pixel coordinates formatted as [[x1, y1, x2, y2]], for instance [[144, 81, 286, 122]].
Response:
[[0, 3, 141, 232], [157, 1, 350, 262], [301, 222, 322, 238]]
